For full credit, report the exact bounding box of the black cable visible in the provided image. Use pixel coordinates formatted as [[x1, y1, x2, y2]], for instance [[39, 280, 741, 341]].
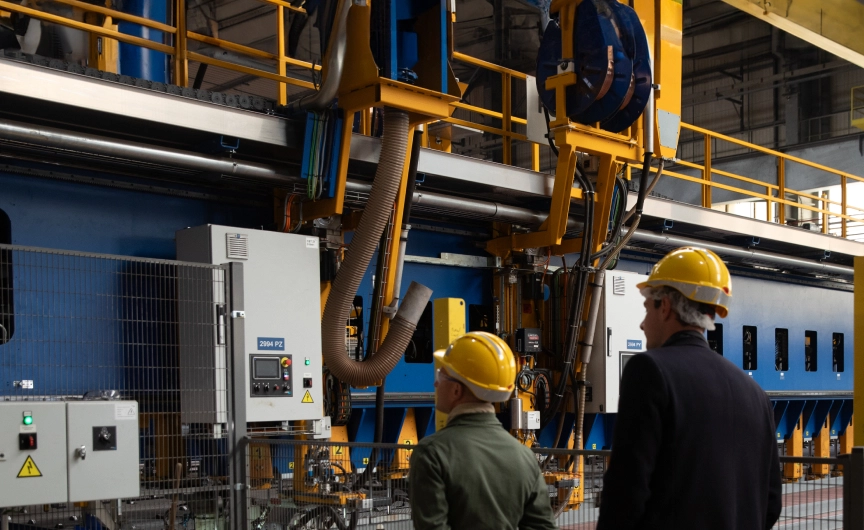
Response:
[[589, 176, 628, 261], [634, 151, 653, 217], [543, 107, 559, 157], [542, 162, 595, 429]]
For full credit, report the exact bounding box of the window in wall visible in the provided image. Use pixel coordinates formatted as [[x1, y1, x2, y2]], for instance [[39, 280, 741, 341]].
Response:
[[833, 333, 845, 373], [0, 208, 11, 345], [805, 330, 818, 372], [775, 329, 789, 372], [743, 326, 757, 370], [707, 324, 723, 355]]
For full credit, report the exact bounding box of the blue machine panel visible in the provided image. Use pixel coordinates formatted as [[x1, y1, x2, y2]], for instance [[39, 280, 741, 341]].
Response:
[[615, 259, 853, 394]]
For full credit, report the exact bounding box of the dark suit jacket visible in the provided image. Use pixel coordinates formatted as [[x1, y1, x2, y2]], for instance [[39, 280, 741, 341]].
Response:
[[596, 330, 782, 530]]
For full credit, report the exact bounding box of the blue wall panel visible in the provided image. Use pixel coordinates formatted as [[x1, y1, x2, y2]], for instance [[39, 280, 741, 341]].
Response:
[[0, 172, 269, 256]]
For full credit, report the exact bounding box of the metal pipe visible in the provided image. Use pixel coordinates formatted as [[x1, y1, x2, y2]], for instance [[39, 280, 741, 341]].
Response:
[[0, 121, 851, 278], [632, 231, 852, 276], [0, 119, 296, 184], [286, 0, 351, 112]]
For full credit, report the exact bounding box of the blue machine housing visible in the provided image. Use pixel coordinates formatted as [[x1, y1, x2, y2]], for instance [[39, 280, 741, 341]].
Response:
[[0, 168, 853, 449], [576, 259, 855, 450]]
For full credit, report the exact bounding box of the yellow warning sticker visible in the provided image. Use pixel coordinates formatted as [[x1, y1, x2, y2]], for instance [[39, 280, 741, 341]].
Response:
[[17, 456, 42, 478], [363, 458, 369, 465], [301, 390, 314, 403]]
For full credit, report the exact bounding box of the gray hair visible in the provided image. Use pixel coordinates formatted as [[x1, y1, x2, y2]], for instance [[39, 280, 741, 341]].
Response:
[[640, 286, 716, 331]]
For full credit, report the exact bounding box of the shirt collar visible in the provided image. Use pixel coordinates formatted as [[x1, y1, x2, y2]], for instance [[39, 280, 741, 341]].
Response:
[[446, 402, 495, 425]]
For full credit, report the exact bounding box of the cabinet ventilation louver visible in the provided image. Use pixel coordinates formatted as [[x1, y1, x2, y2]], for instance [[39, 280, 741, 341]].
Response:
[[226, 233, 249, 260], [612, 276, 626, 295]]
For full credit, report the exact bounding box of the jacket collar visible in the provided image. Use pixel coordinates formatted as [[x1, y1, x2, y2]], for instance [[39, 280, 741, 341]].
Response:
[[661, 329, 710, 349]]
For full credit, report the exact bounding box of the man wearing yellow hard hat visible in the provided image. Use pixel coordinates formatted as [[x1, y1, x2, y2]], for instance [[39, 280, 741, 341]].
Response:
[[408, 331, 557, 530], [596, 247, 782, 530]]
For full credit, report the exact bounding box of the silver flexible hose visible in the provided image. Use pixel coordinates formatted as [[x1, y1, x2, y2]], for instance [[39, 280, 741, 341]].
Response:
[[321, 109, 432, 387]]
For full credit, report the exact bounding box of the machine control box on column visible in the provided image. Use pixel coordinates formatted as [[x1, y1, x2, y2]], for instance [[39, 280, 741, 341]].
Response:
[[176, 225, 324, 423]]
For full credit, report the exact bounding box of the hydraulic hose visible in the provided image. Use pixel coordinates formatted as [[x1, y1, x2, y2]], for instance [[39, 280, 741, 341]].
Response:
[[322, 109, 432, 387], [287, 0, 351, 112]]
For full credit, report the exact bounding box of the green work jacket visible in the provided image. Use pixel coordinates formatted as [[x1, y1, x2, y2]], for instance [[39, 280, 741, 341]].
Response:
[[408, 412, 558, 530]]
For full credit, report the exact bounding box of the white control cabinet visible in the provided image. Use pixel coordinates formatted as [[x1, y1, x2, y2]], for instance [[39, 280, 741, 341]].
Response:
[[0, 402, 68, 506], [585, 270, 648, 414], [0, 401, 139, 507], [176, 225, 324, 423]]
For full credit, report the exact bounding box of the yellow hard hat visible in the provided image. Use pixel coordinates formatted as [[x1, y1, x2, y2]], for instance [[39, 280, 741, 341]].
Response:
[[433, 332, 517, 402], [636, 247, 732, 318]]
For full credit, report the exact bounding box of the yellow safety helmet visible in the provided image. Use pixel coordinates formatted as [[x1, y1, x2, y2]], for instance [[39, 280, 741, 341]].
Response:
[[636, 247, 732, 318], [433, 331, 517, 402]]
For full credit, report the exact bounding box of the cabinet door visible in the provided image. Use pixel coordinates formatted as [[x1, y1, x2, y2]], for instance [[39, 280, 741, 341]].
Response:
[[66, 401, 139, 502]]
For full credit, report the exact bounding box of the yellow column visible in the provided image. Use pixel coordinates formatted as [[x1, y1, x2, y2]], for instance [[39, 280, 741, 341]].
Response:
[[173, 0, 188, 86], [811, 418, 830, 478], [277, 5, 287, 106], [702, 135, 711, 208], [842, 416, 855, 455], [856, 256, 864, 443], [835, 417, 854, 475], [783, 414, 803, 482]]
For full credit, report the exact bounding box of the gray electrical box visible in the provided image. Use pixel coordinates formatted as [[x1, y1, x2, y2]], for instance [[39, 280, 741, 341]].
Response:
[[67, 401, 140, 502], [0, 402, 68, 506], [0, 400, 139, 507], [176, 225, 325, 423], [585, 270, 648, 414]]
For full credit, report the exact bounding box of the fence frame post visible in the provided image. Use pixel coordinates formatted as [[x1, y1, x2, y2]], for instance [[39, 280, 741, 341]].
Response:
[[227, 262, 249, 529], [843, 448, 864, 528]]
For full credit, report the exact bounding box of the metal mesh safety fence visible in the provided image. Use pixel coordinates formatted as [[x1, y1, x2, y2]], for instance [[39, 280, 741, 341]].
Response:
[[0, 244, 233, 529]]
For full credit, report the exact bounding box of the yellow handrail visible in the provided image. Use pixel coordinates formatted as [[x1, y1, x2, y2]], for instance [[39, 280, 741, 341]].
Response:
[[13, 0, 864, 240]]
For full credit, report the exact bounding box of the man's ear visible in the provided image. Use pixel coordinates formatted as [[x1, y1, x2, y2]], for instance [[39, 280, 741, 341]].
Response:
[[660, 296, 675, 321]]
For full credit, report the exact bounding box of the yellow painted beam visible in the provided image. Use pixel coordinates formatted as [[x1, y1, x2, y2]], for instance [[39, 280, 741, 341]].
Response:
[[720, 0, 864, 70]]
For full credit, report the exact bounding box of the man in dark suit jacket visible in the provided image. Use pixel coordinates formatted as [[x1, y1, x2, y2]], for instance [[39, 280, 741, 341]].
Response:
[[596, 247, 782, 530]]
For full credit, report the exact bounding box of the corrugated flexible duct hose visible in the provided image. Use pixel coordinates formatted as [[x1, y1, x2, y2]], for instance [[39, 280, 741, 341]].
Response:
[[321, 108, 432, 387]]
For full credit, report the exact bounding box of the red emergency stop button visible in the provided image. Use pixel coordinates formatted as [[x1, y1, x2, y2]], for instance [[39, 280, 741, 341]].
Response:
[[281, 357, 291, 367]]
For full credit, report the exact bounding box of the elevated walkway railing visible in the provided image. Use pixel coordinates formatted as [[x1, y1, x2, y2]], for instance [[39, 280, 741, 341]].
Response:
[[3, 0, 864, 241]]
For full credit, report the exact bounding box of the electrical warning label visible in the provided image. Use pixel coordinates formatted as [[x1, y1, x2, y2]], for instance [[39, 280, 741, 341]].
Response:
[[17, 456, 42, 478], [301, 390, 314, 403]]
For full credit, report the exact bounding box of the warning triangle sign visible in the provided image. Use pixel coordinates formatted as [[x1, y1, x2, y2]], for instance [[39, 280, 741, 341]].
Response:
[[301, 390, 314, 403], [17, 456, 42, 478]]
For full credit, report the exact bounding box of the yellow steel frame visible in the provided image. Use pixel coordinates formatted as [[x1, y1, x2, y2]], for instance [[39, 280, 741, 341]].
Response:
[[12, 0, 864, 241]]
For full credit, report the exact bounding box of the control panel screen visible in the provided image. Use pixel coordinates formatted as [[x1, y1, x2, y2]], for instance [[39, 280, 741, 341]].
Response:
[[253, 357, 280, 379]]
